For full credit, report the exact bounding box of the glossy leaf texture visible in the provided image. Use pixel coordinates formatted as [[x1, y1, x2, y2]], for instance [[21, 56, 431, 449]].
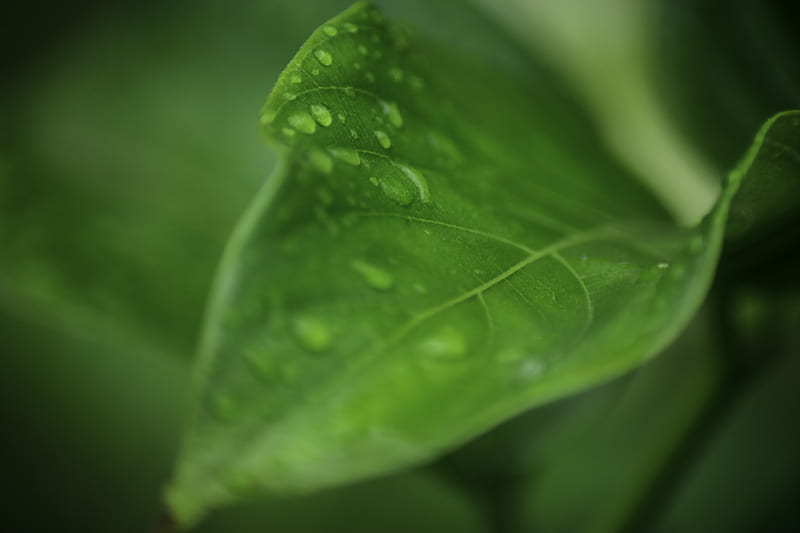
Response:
[[165, 1, 800, 524]]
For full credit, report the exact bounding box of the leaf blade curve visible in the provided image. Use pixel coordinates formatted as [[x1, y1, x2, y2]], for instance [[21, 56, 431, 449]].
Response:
[[165, 1, 799, 524]]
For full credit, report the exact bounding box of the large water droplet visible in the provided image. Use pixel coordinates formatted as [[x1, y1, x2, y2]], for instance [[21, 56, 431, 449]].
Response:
[[322, 25, 338, 37], [310, 149, 333, 174], [328, 146, 361, 166], [288, 112, 317, 134], [310, 104, 333, 126], [381, 101, 403, 128], [291, 315, 332, 352], [395, 163, 431, 203], [374, 130, 392, 149], [314, 48, 333, 66], [420, 325, 466, 360], [378, 175, 415, 206], [351, 259, 394, 291]]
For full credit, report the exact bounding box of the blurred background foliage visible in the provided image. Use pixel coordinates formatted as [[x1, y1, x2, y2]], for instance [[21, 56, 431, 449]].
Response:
[[1, 0, 798, 532]]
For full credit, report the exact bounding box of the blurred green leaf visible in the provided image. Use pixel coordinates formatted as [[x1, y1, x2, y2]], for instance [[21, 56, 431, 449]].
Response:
[[165, 3, 798, 523]]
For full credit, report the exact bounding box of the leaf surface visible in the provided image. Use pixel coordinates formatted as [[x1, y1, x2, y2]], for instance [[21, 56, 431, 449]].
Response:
[[166, 1, 799, 523]]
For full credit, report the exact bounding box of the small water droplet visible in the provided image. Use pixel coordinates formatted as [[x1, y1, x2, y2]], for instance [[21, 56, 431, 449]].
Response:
[[353, 62, 362, 70], [337, 113, 346, 123], [310, 104, 333, 126], [314, 49, 333, 66], [312, 68, 320, 76], [381, 101, 403, 128], [288, 112, 317, 134], [374, 130, 392, 149], [292, 315, 332, 352], [322, 25, 338, 37], [282, 91, 297, 101], [520, 359, 546, 380], [290, 73, 302, 84], [420, 325, 466, 360], [369, 176, 380, 187], [343, 87, 356, 98], [328, 146, 361, 166], [349, 128, 359, 139], [365, 72, 376, 83], [351, 259, 394, 291], [281, 127, 295, 137], [413, 282, 427, 294], [310, 149, 333, 174], [658, 262, 670, 269], [343, 22, 358, 33], [388, 67, 404, 82], [358, 44, 369, 55]]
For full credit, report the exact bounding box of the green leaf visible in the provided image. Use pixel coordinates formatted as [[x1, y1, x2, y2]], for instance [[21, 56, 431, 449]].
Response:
[[165, 1, 800, 524]]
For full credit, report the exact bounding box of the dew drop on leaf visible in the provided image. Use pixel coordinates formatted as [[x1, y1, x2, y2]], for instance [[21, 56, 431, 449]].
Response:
[[322, 25, 338, 37], [419, 325, 466, 360], [291, 315, 333, 352], [374, 130, 392, 149], [288, 112, 317, 134], [313, 48, 333, 66], [328, 146, 361, 166], [351, 259, 395, 291], [310, 104, 333, 126], [378, 175, 415, 206], [309, 149, 333, 173], [381, 101, 403, 128]]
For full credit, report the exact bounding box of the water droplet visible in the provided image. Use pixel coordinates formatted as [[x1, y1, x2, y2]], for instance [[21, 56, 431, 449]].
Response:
[[343, 22, 358, 33], [358, 44, 369, 55], [281, 127, 295, 137], [658, 262, 670, 269], [520, 359, 546, 380], [211, 394, 237, 421], [374, 130, 392, 149], [420, 325, 466, 360], [395, 163, 431, 203], [354, 62, 362, 70], [388, 67, 404, 82], [349, 128, 359, 139], [290, 73, 302, 84], [314, 49, 333, 66], [322, 25, 338, 37], [288, 112, 317, 134], [310, 104, 333, 126], [351, 259, 394, 290], [337, 113, 346, 123], [282, 91, 297, 101], [413, 282, 427, 294], [310, 149, 333, 174], [343, 87, 356, 98], [312, 68, 320, 76], [291, 315, 332, 352], [378, 175, 415, 206], [409, 75, 425, 91], [261, 109, 276, 124], [365, 72, 376, 83], [381, 101, 403, 128], [369, 176, 380, 187], [328, 146, 361, 166]]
